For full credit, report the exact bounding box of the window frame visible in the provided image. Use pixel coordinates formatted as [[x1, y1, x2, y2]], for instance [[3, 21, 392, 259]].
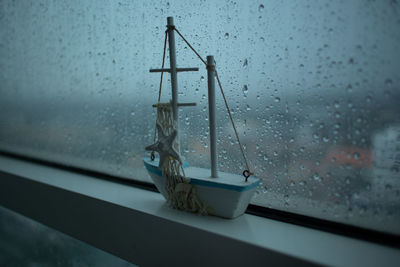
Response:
[[1, 152, 399, 266], [1, 149, 399, 248]]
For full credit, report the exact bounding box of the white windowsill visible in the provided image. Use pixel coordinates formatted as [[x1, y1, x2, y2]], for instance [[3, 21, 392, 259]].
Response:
[[0, 155, 398, 267]]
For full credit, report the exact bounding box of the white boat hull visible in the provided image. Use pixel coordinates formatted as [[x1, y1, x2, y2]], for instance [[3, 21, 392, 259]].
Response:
[[143, 158, 260, 218]]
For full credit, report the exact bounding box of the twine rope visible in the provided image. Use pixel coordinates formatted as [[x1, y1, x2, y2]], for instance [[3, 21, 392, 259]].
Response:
[[174, 27, 253, 179]]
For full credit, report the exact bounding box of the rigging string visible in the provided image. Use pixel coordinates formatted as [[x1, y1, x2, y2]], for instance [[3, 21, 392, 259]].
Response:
[[157, 30, 169, 104], [152, 25, 253, 180], [174, 28, 207, 65], [152, 30, 169, 148], [173, 27, 253, 180], [215, 70, 253, 181]]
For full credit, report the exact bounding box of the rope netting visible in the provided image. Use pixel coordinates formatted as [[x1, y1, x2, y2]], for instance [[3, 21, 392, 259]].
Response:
[[156, 102, 210, 214]]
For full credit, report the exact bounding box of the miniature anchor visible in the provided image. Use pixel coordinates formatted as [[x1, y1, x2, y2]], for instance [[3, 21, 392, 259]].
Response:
[[146, 123, 181, 169]]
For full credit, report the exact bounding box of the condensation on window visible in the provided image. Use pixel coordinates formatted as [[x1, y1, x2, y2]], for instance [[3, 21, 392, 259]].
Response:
[[0, 0, 399, 234]]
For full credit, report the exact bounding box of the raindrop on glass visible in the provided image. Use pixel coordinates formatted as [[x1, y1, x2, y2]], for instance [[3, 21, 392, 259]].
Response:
[[242, 84, 249, 94], [243, 58, 248, 68], [334, 101, 340, 108], [313, 173, 321, 181], [384, 78, 393, 85]]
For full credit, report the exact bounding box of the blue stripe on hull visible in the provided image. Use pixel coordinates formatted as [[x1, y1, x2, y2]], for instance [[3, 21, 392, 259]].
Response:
[[143, 159, 162, 176], [143, 158, 260, 192], [190, 178, 259, 192]]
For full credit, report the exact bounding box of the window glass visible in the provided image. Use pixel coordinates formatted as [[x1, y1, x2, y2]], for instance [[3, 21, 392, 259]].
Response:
[[0, 0, 399, 234], [0, 206, 136, 266]]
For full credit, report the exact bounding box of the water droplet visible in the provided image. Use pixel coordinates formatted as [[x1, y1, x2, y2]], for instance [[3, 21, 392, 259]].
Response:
[[313, 133, 319, 139], [313, 173, 321, 181], [243, 58, 248, 68], [334, 101, 340, 108], [334, 112, 341, 119], [347, 84, 353, 93], [200, 76, 205, 81], [366, 183, 371, 191], [322, 136, 329, 142], [365, 95, 372, 103], [353, 152, 360, 160], [274, 97, 280, 103], [384, 78, 393, 85], [242, 84, 248, 94], [258, 4, 264, 11], [224, 32, 229, 39], [391, 166, 399, 173]]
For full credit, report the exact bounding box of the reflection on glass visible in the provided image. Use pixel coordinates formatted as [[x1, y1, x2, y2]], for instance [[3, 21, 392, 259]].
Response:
[[0, 206, 136, 266], [0, 1, 399, 234]]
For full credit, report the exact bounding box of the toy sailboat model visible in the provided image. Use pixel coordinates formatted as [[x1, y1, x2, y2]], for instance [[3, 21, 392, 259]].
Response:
[[143, 17, 259, 218]]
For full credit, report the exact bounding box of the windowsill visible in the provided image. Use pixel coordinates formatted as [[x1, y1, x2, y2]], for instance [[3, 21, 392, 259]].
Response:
[[0, 155, 398, 266]]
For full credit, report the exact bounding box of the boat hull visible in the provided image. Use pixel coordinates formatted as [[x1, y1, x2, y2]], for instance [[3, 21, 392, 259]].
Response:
[[143, 158, 260, 218]]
